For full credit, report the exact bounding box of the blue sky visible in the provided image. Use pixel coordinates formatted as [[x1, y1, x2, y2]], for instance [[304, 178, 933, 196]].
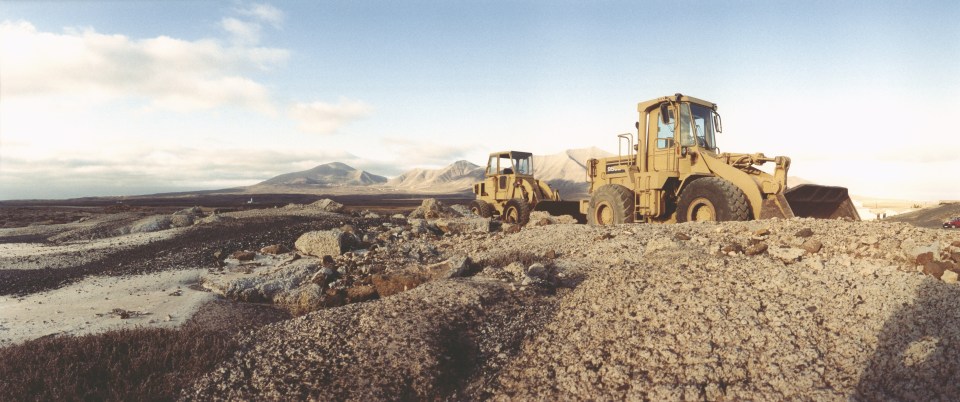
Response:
[[1, 1, 958, 200]]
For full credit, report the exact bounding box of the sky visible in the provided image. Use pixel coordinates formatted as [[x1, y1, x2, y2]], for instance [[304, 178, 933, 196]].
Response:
[[1, 0, 958, 200]]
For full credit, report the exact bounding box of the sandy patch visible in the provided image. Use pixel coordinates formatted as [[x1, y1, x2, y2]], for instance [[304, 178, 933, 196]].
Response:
[[0, 269, 214, 346], [0, 230, 179, 270]]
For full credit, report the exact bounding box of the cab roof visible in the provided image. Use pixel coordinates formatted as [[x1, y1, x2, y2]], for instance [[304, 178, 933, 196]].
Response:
[[488, 151, 533, 158], [637, 93, 717, 113]]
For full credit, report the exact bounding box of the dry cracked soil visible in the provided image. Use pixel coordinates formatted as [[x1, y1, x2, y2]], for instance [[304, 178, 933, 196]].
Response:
[[3, 199, 960, 401]]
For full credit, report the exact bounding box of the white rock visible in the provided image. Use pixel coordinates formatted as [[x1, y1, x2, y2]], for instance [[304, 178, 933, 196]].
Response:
[[943, 270, 959, 284], [769, 247, 806, 264], [295, 230, 357, 258]]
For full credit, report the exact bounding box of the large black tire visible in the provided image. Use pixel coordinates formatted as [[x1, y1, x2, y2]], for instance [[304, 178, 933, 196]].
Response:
[[503, 198, 531, 225], [469, 200, 493, 218], [587, 184, 635, 225], [676, 177, 751, 222]]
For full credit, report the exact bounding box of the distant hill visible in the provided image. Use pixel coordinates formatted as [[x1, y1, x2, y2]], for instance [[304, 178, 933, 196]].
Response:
[[533, 147, 613, 183], [533, 147, 615, 199], [387, 160, 484, 193], [375, 147, 617, 197], [258, 162, 387, 187]]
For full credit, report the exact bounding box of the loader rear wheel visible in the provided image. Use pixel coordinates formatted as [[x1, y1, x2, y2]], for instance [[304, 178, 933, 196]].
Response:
[[587, 184, 635, 226], [503, 198, 531, 225], [469, 200, 493, 218], [677, 177, 750, 223]]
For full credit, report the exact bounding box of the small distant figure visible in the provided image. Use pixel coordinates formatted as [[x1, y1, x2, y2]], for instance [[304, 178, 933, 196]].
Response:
[[247, 197, 254, 204]]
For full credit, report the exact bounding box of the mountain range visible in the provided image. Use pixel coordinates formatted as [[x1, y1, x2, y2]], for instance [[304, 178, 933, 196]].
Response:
[[386, 160, 486, 193], [250, 147, 829, 201], [253, 147, 615, 197], [259, 162, 388, 186]]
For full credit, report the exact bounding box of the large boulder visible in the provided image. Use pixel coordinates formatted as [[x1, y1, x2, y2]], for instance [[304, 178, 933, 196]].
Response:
[[202, 259, 319, 304], [433, 217, 492, 235], [129, 215, 172, 233], [308, 199, 344, 213], [295, 229, 359, 258], [171, 206, 204, 227], [408, 199, 462, 220], [426, 255, 474, 279]]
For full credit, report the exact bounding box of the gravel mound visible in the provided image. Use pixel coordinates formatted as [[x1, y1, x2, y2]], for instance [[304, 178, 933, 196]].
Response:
[[187, 279, 514, 400], [184, 218, 960, 400]]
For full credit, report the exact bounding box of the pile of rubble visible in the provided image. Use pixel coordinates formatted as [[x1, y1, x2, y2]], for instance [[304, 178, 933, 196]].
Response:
[[185, 207, 960, 400], [199, 199, 572, 316]]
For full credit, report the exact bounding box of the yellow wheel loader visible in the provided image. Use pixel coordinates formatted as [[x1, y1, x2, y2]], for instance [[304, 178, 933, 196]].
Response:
[[471, 151, 583, 225], [582, 94, 860, 225]]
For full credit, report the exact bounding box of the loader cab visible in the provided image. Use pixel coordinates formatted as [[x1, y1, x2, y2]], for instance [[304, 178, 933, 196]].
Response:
[[486, 151, 533, 177], [645, 97, 720, 172], [485, 151, 534, 197]]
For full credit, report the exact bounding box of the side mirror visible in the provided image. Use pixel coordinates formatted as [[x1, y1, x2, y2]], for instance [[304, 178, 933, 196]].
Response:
[[714, 112, 723, 133], [660, 103, 670, 124]]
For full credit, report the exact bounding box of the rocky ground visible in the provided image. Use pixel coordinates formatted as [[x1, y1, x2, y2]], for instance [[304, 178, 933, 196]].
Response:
[[3, 199, 960, 400]]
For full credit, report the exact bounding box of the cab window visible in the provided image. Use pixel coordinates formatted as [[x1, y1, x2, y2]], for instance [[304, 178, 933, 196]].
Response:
[[513, 155, 532, 175], [679, 103, 695, 147], [486, 156, 498, 175], [656, 107, 676, 149]]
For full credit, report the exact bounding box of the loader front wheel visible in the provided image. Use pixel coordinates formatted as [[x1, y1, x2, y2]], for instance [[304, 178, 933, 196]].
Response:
[[677, 177, 751, 223], [503, 198, 531, 225], [469, 200, 493, 218], [588, 184, 635, 225]]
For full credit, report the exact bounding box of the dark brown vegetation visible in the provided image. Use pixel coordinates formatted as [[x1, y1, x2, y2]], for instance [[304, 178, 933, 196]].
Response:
[[0, 206, 99, 229], [0, 326, 235, 401], [0, 300, 288, 402]]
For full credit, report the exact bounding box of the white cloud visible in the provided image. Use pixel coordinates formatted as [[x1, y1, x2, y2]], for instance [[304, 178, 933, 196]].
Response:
[[238, 3, 284, 28], [0, 4, 378, 199], [0, 20, 288, 114], [221, 17, 262, 45], [289, 99, 373, 134]]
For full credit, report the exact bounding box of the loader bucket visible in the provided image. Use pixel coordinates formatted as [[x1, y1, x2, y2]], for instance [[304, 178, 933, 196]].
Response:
[[784, 184, 860, 221], [534, 201, 587, 223]]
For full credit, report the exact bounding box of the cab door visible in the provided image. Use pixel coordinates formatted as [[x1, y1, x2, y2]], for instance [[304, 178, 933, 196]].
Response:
[[649, 105, 678, 173], [489, 154, 513, 200]]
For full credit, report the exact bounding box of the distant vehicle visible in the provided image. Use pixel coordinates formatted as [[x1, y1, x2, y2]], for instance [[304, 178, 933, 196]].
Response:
[[944, 217, 960, 228], [469, 151, 582, 225]]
